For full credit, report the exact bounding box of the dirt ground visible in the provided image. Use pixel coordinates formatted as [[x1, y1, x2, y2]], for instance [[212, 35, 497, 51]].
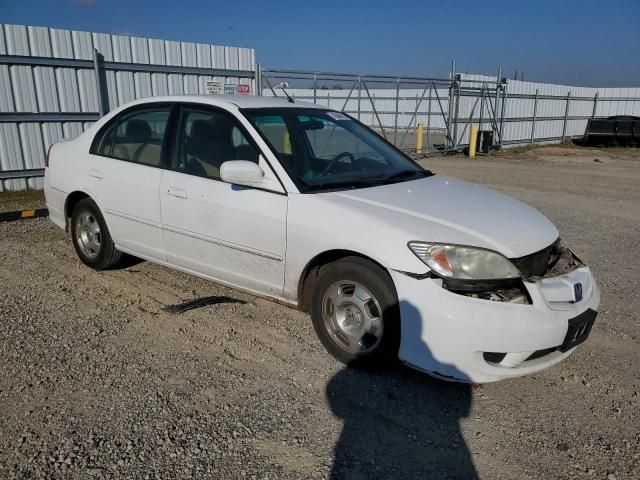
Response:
[[0, 145, 639, 479]]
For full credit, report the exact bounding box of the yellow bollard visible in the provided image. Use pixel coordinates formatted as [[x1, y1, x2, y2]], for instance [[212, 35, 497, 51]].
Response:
[[469, 124, 478, 158], [416, 123, 424, 154], [283, 131, 291, 154]]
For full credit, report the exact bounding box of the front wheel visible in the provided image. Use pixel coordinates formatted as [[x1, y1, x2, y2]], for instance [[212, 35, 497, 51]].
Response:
[[310, 257, 400, 368]]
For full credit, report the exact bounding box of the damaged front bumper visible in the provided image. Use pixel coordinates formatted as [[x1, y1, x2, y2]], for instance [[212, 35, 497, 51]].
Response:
[[391, 249, 600, 383]]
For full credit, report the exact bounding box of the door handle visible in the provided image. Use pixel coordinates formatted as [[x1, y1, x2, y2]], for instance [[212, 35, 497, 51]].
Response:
[[89, 168, 103, 179], [167, 186, 187, 199]]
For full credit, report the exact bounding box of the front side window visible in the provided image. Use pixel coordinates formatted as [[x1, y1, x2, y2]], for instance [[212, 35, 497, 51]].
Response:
[[175, 108, 259, 180], [243, 108, 430, 192]]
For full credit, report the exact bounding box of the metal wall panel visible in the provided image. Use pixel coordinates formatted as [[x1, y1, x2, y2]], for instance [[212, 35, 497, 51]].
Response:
[[50, 28, 74, 58], [181, 42, 197, 67], [71, 30, 94, 60], [77, 69, 99, 112], [33, 66, 59, 112], [131, 37, 150, 64], [5, 24, 30, 55], [151, 73, 169, 96], [0, 124, 25, 191], [12, 66, 37, 111], [134, 72, 153, 98], [19, 123, 45, 189], [56, 68, 81, 112], [92, 32, 113, 61], [165, 40, 181, 66], [148, 38, 165, 65], [196, 44, 212, 68], [28, 26, 52, 57], [0, 65, 15, 112]]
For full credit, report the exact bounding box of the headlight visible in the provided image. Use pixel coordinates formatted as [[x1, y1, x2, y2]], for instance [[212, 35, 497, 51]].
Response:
[[408, 242, 521, 280]]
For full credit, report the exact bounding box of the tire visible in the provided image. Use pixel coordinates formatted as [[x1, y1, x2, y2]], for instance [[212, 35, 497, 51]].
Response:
[[70, 198, 124, 270], [310, 256, 400, 369]]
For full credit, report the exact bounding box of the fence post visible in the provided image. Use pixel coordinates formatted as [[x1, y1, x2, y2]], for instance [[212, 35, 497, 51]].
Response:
[[493, 66, 502, 148], [562, 90, 571, 142], [357, 76, 362, 121], [478, 85, 485, 141], [592, 92, 599, 118], [394, 78, 400, 145], [452, 77, 461, 149], [446, 62, 456, 150], [423, 83, 431, 154], [255, 62, 262, 96], [530, 88, 539, 145], [498, 81, 507, 148], [313, 73, 317, 104], [92, 48, 106, 116]]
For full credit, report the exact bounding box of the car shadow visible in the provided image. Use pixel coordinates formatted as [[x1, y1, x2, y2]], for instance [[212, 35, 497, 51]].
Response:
[[326, 301, 478, 479]]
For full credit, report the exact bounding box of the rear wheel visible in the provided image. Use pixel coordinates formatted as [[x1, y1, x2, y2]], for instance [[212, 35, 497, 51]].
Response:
[[71, 198, 123, 270], [310, 257, 400, 368]]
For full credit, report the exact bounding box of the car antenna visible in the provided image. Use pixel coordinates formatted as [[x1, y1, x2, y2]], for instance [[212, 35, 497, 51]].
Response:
[[274, 81, 295, 103]]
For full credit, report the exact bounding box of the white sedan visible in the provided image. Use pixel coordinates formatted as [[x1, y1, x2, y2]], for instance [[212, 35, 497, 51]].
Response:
[[44, 95, 600, 383]]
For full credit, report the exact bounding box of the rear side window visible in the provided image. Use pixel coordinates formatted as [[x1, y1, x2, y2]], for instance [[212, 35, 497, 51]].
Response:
[[91, 108, 171, 167]]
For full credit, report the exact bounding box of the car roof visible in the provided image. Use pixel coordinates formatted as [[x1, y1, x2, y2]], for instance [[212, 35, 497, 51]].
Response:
[[127, 94, 329, 110]]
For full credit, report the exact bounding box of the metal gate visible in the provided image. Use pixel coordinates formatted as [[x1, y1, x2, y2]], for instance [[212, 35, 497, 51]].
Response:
[[257, 67, 506, 156]]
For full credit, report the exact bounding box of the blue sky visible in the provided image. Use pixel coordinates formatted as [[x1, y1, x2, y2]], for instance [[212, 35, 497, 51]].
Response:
[[2, 0, 639, 86]]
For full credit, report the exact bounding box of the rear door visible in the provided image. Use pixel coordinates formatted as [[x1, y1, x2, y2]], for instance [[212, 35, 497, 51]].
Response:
[[159, 105, 287, 297], [87, 104, 173, 260]]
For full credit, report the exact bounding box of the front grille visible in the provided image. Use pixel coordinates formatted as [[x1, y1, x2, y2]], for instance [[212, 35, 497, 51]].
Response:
[[511, 238, 563, 277]]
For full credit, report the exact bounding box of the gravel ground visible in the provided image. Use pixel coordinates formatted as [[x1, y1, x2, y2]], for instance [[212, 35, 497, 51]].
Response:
[[0, 146, 639, 479], [0, 191, 45, 213]]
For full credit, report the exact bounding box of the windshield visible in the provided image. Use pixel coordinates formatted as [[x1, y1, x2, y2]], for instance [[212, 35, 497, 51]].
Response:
[[242, 108, 432, 192]]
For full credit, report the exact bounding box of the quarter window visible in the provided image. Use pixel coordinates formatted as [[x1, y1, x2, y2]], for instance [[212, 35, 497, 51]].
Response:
[[94, 123, 116, 157], [176, 108, 259, 180]]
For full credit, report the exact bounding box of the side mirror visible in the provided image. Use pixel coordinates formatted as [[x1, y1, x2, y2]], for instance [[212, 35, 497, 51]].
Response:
[[220, 160, 264, 187]]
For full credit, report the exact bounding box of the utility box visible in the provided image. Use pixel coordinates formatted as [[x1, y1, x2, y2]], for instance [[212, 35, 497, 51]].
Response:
[[477, 130, 494, 153]]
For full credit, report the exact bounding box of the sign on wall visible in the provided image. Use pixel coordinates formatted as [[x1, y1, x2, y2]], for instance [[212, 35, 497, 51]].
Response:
[[205, 80, 223, 95], [236, 84, 251, 95], [224, 83, 237, 95]]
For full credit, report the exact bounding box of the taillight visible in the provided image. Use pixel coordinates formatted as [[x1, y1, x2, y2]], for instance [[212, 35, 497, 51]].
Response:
[[45, 144, 53, 167]]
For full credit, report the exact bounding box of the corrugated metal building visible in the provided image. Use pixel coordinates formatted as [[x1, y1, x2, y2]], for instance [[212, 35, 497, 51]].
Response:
[[0, 24, 256, 191]]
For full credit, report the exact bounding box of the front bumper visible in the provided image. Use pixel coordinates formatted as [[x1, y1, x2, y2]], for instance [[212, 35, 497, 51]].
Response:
[[390, 267, 600, 383]]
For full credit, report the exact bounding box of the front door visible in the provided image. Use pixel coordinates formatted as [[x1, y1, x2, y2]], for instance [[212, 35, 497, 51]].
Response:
[[160, 105, 287, 297]]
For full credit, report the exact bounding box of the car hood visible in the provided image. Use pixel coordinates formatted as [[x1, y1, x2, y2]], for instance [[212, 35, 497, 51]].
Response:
[[329, 175, 559, 259]]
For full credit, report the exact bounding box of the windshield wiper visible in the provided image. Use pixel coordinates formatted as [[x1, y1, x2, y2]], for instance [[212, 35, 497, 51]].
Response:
[[385, 169, 433, 181], [305, 179, 389, 192], [304, 170, 434, 192]]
